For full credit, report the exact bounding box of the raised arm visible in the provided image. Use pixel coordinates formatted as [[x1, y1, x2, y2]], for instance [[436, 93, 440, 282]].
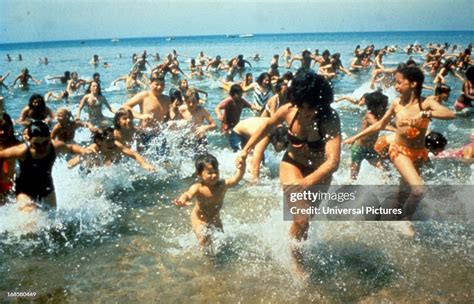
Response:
[[226, 156, 246, 188]]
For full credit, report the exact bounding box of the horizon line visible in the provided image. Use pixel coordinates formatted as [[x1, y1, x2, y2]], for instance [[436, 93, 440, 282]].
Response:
[[1, 29, 473, 46]]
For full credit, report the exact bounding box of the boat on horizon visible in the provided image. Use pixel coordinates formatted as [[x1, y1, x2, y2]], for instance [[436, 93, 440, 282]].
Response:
[[165, 37, 176, 41], [239, 34, 254, 38], [111, 38, 120, 43]]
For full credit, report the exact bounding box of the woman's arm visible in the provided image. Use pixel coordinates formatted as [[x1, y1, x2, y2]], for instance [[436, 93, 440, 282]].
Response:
[[240, 105, 287, 158], [301, 135, 341, 186]]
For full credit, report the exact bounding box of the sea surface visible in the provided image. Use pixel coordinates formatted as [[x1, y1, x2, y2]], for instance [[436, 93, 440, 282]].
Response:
[[0, 31, 473, 302]]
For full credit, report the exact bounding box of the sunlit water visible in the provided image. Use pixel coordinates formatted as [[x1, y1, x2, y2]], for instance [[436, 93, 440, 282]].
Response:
[[0, 32, 472, 302]]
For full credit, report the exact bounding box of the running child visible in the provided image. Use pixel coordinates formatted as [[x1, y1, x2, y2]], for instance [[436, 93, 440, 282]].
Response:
[[172, 154, 245, 249], [51, 108, 96, 143]]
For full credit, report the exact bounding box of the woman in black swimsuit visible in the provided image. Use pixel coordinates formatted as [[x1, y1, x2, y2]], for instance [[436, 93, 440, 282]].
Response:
[[0, 121, 88, 211], [238, 69, 341, 273]]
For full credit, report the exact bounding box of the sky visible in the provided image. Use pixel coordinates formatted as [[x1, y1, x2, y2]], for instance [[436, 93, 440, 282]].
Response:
[[1, 0, 473, 44]]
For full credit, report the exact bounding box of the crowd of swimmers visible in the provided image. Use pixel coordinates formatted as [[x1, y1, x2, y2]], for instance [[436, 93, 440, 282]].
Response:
[[1, 41, 473, 274]]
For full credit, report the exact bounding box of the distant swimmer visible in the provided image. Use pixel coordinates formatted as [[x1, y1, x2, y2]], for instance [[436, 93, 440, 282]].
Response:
[[11, 68, 41, 89], [172, 153, 246, 249], [47, 71, 71, 85], [66, 72, 86, 95]]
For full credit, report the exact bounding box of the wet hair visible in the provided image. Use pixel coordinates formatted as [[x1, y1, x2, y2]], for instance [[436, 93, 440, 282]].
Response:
[[57, 107, 72, 118], [93, 72, 100, 79], [185, 89, 199, 104], [287, 69, 333, 109], [64, 71, 71, 78], [364, 90, 388, 119], [256, 72, 271, 86], [150, 75, 165, 84], [434, 84, 451, 96], [26, 120, 50, 138], [169, 88, 183, 105], [425, 132, 447, 152], [85, 81, 102, 95], [28, 93, 46, 112], [195, 154, 219, 175], [230, 84, 243, 96], [113, 108, 134, 129], [0, 112, 16, 143], [245, 73, 253, 82], [396, 64, 425, 96], [269, 126, 289, 151], [274, 78, 288, 93], [322, 50, 330, 57], [465, 66, 474, 82], [92, 127, 114, 144], [405, 58, 418, 67], [281, 71, 294, 82], [302, 50, 311, 57]]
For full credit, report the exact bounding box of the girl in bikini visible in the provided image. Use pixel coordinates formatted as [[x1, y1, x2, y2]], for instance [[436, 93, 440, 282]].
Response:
[[344, 64, 455, 230]]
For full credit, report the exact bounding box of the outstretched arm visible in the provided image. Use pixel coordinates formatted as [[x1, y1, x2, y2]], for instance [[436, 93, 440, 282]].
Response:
[[172, 184, 199, 206], [116, 141, 154, 171], [226, 157, 246, 188]]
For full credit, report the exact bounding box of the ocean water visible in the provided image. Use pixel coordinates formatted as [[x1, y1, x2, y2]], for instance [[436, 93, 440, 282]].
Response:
[[0, 31, 473, 302]]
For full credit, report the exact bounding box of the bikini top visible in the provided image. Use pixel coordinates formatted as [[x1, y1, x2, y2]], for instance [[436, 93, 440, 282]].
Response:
[[287, 110, 326, 151]]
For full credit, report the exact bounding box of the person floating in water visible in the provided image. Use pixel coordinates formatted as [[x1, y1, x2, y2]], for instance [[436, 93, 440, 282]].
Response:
[[172, 153, 245, 250]]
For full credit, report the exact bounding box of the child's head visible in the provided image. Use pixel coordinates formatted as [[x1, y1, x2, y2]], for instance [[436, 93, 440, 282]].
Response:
[[466, 66, 474, 83], [229, 84, 243, 99], [269, 126, 289, 152], [25, 121, 51, 152], [93, 127, 115, 149], [256, 72, 271, 87], [114, 108, 134, 130], [184, 89, 200, 108], [395, 64, 424, 97], [195, 154, 219, 185], [56, 108, 72, 124], [425, 132, 447, 155], [434, 84, 451, 102], [365, 90, 388, 119], [169, 88, 183, 106]]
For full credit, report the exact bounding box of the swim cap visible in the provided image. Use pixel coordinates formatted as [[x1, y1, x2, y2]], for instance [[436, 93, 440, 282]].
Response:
[[27, 120, 51, 138]]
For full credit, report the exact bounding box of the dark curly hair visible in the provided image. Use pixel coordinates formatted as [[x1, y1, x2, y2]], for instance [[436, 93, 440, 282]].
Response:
[[287, 69, 333, 109]]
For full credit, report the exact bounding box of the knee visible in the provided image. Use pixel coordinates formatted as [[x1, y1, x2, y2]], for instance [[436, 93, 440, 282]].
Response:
[[410, 185, 426, 200]]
